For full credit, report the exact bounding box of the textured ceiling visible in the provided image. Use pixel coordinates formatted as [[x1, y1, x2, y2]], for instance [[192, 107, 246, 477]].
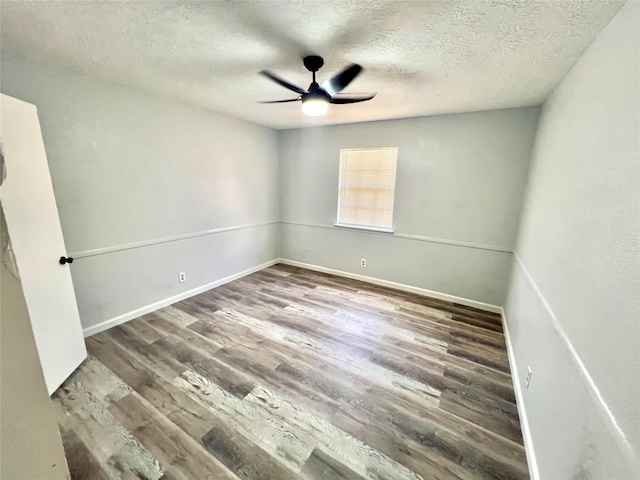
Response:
[[0, 0, 624, 129]]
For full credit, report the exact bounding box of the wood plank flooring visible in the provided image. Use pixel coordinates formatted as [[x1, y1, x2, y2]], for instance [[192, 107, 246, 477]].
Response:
[[52, 264, 529, 480]]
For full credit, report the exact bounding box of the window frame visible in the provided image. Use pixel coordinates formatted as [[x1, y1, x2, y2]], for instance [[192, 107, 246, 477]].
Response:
[[335, 146, 398, 234]]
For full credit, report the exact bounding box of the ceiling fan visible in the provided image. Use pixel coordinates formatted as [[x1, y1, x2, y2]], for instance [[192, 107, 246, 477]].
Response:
[[258, 55, 376, 116]]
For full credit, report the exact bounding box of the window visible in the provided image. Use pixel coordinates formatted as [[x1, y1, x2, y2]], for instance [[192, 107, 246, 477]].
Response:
[[336, 147, 398, 232]]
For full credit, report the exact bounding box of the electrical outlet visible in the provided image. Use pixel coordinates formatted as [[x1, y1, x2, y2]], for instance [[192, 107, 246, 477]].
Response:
[[361, 258, 366, 267], [178, 272, 186, 283], [526, 366, 532, 388]]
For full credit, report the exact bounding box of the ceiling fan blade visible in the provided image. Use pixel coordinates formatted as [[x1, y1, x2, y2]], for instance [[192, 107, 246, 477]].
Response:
[[329, 93, 376, 104], [257, 98, 301, 103], [260, 70, 307, 95], [321, 64, 362, 96]]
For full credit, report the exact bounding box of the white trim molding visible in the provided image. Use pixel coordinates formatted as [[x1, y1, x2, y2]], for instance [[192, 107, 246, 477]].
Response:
[[70, 221, 512, 259], [501, 306, 540, 480], [279, 258, 502, 314], [511, 254, 638, 476], [334, 223, 394, 234], [82, 258, 280, 337], [281, 221, 512, 253], [70, 221, 280, 259]]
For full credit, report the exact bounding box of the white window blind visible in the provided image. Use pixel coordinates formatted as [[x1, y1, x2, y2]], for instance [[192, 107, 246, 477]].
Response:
[[337, 147, 398, 231]]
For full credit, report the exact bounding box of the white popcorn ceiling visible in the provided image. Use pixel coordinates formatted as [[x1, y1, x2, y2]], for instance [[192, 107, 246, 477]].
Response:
[[0, 0, 624, 130]]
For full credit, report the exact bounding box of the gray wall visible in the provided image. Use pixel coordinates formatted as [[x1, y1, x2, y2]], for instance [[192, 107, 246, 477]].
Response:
[[280, 108, 539, 306], [1, 54, 280, 333], [0, 208, 69, 479], [505, 1, 639, 478]]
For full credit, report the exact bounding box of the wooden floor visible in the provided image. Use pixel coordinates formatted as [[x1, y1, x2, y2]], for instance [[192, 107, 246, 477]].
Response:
[[53, 264, 529, 480]]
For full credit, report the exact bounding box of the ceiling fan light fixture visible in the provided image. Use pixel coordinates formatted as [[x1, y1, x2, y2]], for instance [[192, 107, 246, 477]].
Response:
[[301, 96, 328, 116]]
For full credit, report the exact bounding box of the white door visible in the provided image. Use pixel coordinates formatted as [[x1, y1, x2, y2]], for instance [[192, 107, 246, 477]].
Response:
[[0, 94, 86, 394]]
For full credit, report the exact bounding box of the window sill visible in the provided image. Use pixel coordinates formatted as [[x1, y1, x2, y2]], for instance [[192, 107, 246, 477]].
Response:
[[334, 223, 395, 234]]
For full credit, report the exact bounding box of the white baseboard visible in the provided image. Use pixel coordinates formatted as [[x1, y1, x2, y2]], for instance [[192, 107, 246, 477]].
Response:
[[279, 258, 502, 314], [501, 307, 540, 480], [82, 258, 280, 337], [83, 256, 500, 338]]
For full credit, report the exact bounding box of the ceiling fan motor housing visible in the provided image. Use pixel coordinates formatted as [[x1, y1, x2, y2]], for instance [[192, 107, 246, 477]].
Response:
[[303, 55, 324, 72]]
